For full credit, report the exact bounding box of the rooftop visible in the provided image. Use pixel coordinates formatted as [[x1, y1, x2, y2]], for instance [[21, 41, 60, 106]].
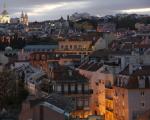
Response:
[[116, 65, 150, 89], [26, 94, 75, 113]]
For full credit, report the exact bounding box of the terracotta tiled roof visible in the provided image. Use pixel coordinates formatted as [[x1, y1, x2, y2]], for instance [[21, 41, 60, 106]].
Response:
[[79, 61, 103, 71], [135, 44, 150, 48], [52, 66, 88, 83]]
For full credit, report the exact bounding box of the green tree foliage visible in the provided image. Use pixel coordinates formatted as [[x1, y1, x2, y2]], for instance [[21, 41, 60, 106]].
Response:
[[0, 70, 28, 110]]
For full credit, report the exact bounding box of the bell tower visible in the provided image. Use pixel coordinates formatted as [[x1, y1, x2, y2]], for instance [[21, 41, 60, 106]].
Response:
[[0, 0, 10, 23], [20, 11, 29, 26]]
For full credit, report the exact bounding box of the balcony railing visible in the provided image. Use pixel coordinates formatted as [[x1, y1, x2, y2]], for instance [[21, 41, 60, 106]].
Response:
[[105, 95, 113, 100], [58, 89, 93, 95], [106, 107, 113, 112]]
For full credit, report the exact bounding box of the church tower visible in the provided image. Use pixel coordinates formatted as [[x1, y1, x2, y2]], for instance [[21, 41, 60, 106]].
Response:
[[24, 13, 29, 26], [0, 0, 10, 23], [20, 11, 29, 26]]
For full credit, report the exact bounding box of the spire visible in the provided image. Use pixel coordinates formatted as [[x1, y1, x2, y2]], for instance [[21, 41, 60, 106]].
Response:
[[21, 11, 24, 18], [3, 0, 6, 10], [25, 12, 28, 18]]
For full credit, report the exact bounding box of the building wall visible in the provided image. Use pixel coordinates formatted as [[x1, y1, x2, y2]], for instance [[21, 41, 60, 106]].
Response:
[[58, 40, 92, 51], [0, 15, 10, 23], [19, 103, 66, 120], [113, 88, 150, 120], [105, 88, 114, 120], [78, 68, 114, 116], [128, 89, 150, 120], [113, 87, 129, 120], [55, 82, 91, 118]]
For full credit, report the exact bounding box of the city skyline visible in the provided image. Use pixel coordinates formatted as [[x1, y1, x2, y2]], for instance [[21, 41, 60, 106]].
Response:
[[0, 0, 150, 21]]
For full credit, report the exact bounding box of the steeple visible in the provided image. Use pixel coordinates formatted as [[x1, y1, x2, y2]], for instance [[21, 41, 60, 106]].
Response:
[[3, 0, 6, 10], [21, 11, 24, 18], [20, 11, 29, 26], [25, 12, 28, 18]]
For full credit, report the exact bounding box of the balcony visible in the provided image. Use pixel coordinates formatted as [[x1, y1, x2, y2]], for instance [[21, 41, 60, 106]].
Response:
[[62, 89, 93, 95], [106, 107, 113, 112], [105, 95, 113, 100], [76, 106, 84, 110]]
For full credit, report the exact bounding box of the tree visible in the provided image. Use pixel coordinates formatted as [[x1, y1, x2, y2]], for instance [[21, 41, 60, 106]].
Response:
[[0, 70, 28, 110]]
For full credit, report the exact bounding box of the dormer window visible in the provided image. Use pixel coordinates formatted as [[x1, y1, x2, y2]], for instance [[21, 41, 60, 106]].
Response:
[[138, 76, 145, 89]]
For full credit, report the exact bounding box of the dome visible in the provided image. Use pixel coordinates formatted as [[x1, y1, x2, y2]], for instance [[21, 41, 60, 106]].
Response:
[[0, 52, 8, 65], [1, 10, 9, 15], [5, 46, 13, 52]]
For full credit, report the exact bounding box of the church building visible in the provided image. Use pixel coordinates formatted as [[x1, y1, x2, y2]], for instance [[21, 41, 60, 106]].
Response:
[[0, 1, 10, 23], [20, 11, 29, 26]]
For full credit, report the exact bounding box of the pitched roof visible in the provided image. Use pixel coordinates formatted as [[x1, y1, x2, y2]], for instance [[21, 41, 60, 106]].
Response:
[[90, 49, 131, 58], [26, 94, 75, 113], [52, 66, 88, 83], [117, 65, 150, 89]]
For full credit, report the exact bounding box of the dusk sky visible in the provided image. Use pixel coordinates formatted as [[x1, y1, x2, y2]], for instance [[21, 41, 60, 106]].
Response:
[[1, 0, 150, 21]]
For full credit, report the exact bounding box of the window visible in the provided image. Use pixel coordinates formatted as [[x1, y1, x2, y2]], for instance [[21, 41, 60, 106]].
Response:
[[71, 84, 75, 92], [122, 93, 124, 98], [78, 84, 82, 92], [138, 78, 145, 88], [74, 45, 77, 49], [141, 102, 145, 108], [65, 45, 68, 50], [41, 54, 46, 60], [78, 45, 81, 49], [78, 100, 83, 107], [64, 85, 68, 92], [95, 82, 99, 86], [84, 85, 89, 91], [141, 91, 145, 96], [70, 45, 72, 49], [84, 100, 89, 106], [99, 80, 101, 83], [36, 54, 40, 60], [57, 85, 61, 92], [61, 45, 64, 49]]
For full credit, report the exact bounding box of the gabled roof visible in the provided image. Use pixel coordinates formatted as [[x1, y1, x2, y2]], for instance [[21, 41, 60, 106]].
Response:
[[90, 49, 131, 58]]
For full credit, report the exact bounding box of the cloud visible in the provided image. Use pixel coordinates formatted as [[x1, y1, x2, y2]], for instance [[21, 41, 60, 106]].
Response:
[[120, 8, 150, 14], [12, 1, 90, 17], [5, 0, 150, 21]]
